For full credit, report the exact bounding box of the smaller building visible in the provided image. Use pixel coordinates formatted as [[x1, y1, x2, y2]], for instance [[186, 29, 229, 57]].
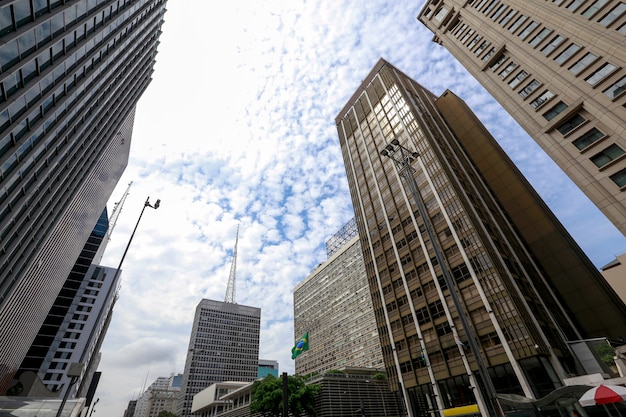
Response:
[[134, 374, 182, 417], [192, 381, 251, 417], [601, 253, 626, 305], [258, 360, 278, 379]]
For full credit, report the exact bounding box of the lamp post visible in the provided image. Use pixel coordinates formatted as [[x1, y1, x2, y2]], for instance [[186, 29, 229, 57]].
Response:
[[55, 362, 84, 417], [380, 138, 502, 417], [112, 196, 160, 280], [366, 379, 387, 417]]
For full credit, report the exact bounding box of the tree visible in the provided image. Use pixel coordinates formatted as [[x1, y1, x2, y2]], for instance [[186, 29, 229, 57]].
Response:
[[156, 411, 179, 417], [250, 374, 321, 417]]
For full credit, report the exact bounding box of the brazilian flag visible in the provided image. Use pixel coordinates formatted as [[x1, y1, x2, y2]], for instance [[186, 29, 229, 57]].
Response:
[[291, 332, 309, 359]]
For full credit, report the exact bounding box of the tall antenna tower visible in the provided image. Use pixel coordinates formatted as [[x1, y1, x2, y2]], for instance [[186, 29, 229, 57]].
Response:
[[224, 224, 239, 304], [107, 181, 133, 241]]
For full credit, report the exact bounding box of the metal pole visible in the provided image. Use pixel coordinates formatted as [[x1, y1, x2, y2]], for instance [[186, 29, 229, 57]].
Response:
[[381, 139, 503, 417], [282, 372, 289, 417]]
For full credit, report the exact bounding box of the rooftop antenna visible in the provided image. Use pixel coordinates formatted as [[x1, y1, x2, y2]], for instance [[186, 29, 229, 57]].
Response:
[[107, 181, 133, 241], [224, 224, 239, 304]]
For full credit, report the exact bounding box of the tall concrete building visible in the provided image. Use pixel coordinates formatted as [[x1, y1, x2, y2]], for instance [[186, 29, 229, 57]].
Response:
[[134, 374, 182, 417], [335, 59, 626, 416], [293, 219, 385, 375], [177, 299, 261, 417], [0, 0, 167, 392], [418, 0, 626, 235]]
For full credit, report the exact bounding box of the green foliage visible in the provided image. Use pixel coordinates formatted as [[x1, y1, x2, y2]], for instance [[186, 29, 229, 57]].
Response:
[[372, 372, 387, 380], [325, 369, 344, 374], [156, 411, 178, 417], [250, 375, 321, 417], [597, 343, 616, 364]]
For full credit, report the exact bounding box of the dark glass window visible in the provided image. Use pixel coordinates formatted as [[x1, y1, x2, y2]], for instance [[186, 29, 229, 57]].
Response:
[[543, 101, 568, 121], [572, 128, 605, 150], [0, 5, 14, 36], [13, 0, 33, 28], [610, 169, 626, 187], [603, 76, 626, 99], [590, 144, 625, 167], [557, 114, 585, 135]]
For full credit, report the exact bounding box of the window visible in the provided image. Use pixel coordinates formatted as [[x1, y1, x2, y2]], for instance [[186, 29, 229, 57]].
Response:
[[590, 144, 625, 167], [603, 75, 626, 99], [541, 35, 565, 56], [566, 0, 584, 11], [482, 46, 496, 61], [543, 101, 568, 120], [568, 52, 598, 75], [518, 21, 538, 39], [499, 62, 518, 78], [582, 0, 609, 17], [572, 128, 605, 150], [554, 43, 581, 64], [609, 169, 626, 187], [585, 63, 617, 86], [530, 90, 554, 109], [508, 14, 527, 33], [491, 4, 507, 20], [618, 22, 626, 34], [475, 40, 489, 55], [499, 9, 516, 26], [529, 28, 551, 47], [490, 53, 507, 70], [519, 79, 541, 98], [508, 70, 528, 88], [557, 114, 586, 135], [598, 3, 626, 26]]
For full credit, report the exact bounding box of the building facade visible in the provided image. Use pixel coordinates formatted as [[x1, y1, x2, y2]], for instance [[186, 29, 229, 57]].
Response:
[[178, 299, 261, 417], [335, 59, 626, 417], [293, 221, 385, 375], [418, 0, 626, 235], [601, 253, 626, 304], [134, 374, 182, 417], [0, 0, 167, 392], [257, 359, 278, 379]]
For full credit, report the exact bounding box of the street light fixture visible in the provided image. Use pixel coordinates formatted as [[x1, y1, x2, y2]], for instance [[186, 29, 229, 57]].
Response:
[[380, 138, 503, 417]]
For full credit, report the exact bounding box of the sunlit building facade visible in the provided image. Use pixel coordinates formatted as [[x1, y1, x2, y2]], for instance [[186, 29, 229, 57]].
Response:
[[177, 299, 260, 417], [335, 59, 626, 416], [293, 221, 385, 375], [0, 0, 167, 392], [418, 0, 626, 235]]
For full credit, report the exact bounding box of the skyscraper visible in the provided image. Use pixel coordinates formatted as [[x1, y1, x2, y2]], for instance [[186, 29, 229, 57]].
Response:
[[417, 0, 626, 235], [293, 219, 385, 375], [0, 0, 167, 392], [177, 300, 261, 417], [335, 59, 626, 416]]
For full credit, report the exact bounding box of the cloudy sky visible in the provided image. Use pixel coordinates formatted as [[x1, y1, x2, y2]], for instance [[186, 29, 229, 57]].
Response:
[[95, 1, 626, 416]]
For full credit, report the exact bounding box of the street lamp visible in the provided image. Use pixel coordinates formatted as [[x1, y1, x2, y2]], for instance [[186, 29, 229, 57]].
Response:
[[380, 138, 503, 417], [366, 379, 387, 417], [55, 362, 84, 417]]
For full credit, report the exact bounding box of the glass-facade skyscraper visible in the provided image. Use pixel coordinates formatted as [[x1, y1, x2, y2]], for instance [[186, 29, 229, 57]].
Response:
[[336, 59, 626, 416], [0, 0, 167, 393]]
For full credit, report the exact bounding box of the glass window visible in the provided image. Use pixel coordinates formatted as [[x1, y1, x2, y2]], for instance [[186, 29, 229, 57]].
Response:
[[0, 39, 20, 72], [582, 0, 609, 17], [475, 40, 489, 55], [482, 47, 496, 61], [543, 101, 568, 120], [529, 28, 551, 47], [610, 169, 626, 187], [490, 54, 507, 70], [572, 128, 605, 150], [38, 48, 52, 72], [585, 63, 617, 86], [18, 29, 37, 57], [499, 9, 516, 26], [25, 84, 41, 108], [557, 114, 585, 135], [13, 0, 33, 28], [499, 62, 518, 78], [554, 43, 581, 64], [598, 3, 626, 26], [3, 73, 20, 98], [530, 90, 554, 109], [36, 20, 52, 47], [508, 70, 528, 88], [618, 22, 626, 34], [51, 13, 64, 37], [566, 0, 584, 11], [568, 52, 598, 75], [492, 4, 507, 20], [0, 5, 13, 37], [34, 0, 48, 17], [541, 35, 565, 56], [21, 59, 38, 85], [508, 14, 527, 33], [519, 79, 541, 98], [590, 144, 625, 167], [603, 75, 626, 99], [519, 21, 538, 39], [8, 96, 27, 121]]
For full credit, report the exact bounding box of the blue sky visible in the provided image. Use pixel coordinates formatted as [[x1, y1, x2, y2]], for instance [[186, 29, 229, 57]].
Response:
[[96, 1, 626, 416]]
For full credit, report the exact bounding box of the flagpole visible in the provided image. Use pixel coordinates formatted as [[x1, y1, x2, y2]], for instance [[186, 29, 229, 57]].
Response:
[[282, 372, 288, 417]]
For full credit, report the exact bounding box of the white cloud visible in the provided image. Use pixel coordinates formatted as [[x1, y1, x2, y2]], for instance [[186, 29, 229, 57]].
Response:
[[95, 1, 626, 416]]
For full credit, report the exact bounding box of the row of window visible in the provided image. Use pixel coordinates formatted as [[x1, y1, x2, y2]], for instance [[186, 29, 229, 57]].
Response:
[[550, 0, 626, 31], [553, 111, 626, 186]]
